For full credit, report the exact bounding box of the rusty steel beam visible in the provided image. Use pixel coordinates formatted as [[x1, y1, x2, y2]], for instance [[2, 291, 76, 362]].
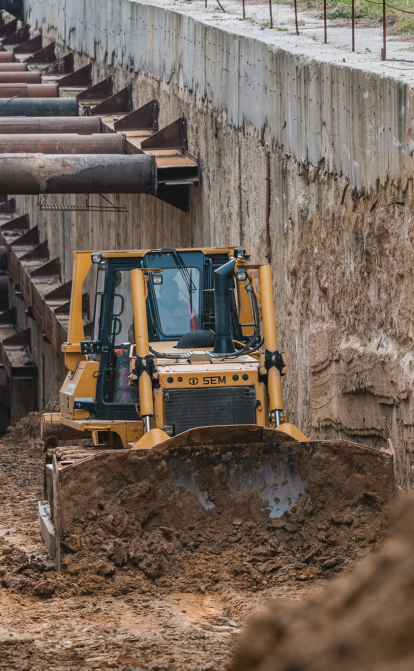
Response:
[[0, 133, 124, 154], [13, 34, 42, 54], [77, 78, 112, 102], [0, 63, 27, 71], [0, 83, 59, 98], [0, 71, 41, 83], [0, 154, 156, 194], [114, 99, 159, 132], [0, 19, 17, 38], [24, 43, 56, 65], [0, 53, 14, 63], [0, 98, 77, 116], [90, 86, 131, 115], [57, 64, 92, 88], [0, 116, 100, 134], [2, 23, 30, 46]]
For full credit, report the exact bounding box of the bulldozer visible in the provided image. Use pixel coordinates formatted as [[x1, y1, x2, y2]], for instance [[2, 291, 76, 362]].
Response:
[[38, 246, 395, 571]]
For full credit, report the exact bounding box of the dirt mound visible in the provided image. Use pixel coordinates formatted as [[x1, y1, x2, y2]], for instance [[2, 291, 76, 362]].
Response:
[[230, 496, 414, 671], [51, 428, 394, 594], [5, 396, 59, 442]]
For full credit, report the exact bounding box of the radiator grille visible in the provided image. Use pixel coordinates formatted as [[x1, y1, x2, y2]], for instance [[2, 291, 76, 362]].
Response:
[[164, 386, 256, 435]]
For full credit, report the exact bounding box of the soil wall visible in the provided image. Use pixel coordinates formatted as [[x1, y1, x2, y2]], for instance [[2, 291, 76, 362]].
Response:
[[17, 0, 414, 485]]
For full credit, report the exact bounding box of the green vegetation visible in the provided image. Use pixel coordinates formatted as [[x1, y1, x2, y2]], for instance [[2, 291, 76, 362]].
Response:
[[304, 0, 414, 32]]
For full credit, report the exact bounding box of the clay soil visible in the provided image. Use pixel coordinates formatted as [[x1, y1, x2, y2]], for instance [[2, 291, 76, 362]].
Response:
[[0, 417, 395, 670]]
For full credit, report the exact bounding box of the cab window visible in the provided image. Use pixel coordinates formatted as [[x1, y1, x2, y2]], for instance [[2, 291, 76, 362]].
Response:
[[152, 268, 200, 337]]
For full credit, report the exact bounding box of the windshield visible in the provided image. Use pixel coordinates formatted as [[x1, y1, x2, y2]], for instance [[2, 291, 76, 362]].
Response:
[[152, 267, 200, 337]]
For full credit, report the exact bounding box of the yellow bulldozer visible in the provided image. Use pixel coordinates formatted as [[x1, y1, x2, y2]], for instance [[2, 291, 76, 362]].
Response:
[[38, 247, 395, 571]]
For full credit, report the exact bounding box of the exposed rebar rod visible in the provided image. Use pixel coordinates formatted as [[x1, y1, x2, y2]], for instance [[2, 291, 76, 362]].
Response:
[[352, 0, 355, 51], [294, 0, 299, 34]]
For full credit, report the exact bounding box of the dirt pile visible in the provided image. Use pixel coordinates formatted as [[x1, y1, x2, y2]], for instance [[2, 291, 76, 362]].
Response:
[[5, 396, 59, 442], [0, 417, 401, 671], [52, 428, 394, 593], [230, 496, 414, 671], [0, 437, 236, 671]]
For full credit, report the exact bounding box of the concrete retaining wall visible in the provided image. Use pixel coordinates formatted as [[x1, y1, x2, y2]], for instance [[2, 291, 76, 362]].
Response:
[[26, 0, 414, 191]]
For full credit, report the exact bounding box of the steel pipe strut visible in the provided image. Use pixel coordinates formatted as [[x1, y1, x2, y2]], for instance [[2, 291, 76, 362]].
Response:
[[0, 98, 77, 116], [0, 154, 157, 194], [0, 83, 59, 98], [0, 71, 41, 83], [0, 133, 124, 154], [0, 63, 27, 71], [0, 116, 100, 133]]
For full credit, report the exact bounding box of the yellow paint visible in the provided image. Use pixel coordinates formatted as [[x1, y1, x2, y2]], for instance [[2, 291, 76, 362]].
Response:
[[258, 264, 283, 412], [154, 387, 165, 428], [65, 252, 93, 370], [58, 413, 144, 446], [132, 428, 170, 449], [159, 369, 258, 389], [254, 381, 268, 426], [59, 360, 99, 420], [130, 268, 154, 419], [276, 423, 309, 441]]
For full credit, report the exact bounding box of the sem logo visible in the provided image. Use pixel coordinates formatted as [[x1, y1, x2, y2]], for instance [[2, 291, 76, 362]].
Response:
[[203, 375, 226, 385], [189, 377, 199, 386]]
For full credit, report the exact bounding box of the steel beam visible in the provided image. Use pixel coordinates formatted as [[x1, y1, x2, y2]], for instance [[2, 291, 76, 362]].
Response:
[[13, 34, 42, 54], [0, 116, 100, 134], [0, 134, 124, 154], [0, 98, 77, 116], [0, 19, 17, 38], [24, 43, 56, 65], [0, 154, 156, 194], [2, 23, 30, 45]]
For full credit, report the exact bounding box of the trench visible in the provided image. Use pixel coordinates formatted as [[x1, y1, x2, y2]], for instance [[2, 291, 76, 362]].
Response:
[[3, 2, 413, 482]]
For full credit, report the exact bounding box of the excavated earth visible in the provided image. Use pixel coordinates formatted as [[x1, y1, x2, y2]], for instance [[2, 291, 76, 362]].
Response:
[[0, 414, 396, 670], [230, 496, 414, 671]]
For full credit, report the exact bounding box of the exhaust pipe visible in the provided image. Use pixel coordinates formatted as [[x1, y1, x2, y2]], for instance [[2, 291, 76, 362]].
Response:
[[213, 258, 236, 354]]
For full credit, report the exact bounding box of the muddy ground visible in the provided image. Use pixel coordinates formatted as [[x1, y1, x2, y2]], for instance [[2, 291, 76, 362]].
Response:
[[0, 416, 395, 670]]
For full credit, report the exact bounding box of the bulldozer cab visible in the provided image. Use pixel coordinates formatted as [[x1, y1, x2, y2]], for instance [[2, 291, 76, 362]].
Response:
[[88, 249, 246, 422]]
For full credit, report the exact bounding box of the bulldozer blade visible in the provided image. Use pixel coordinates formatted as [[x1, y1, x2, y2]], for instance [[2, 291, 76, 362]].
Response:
[[41, 425, 395, 572]]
